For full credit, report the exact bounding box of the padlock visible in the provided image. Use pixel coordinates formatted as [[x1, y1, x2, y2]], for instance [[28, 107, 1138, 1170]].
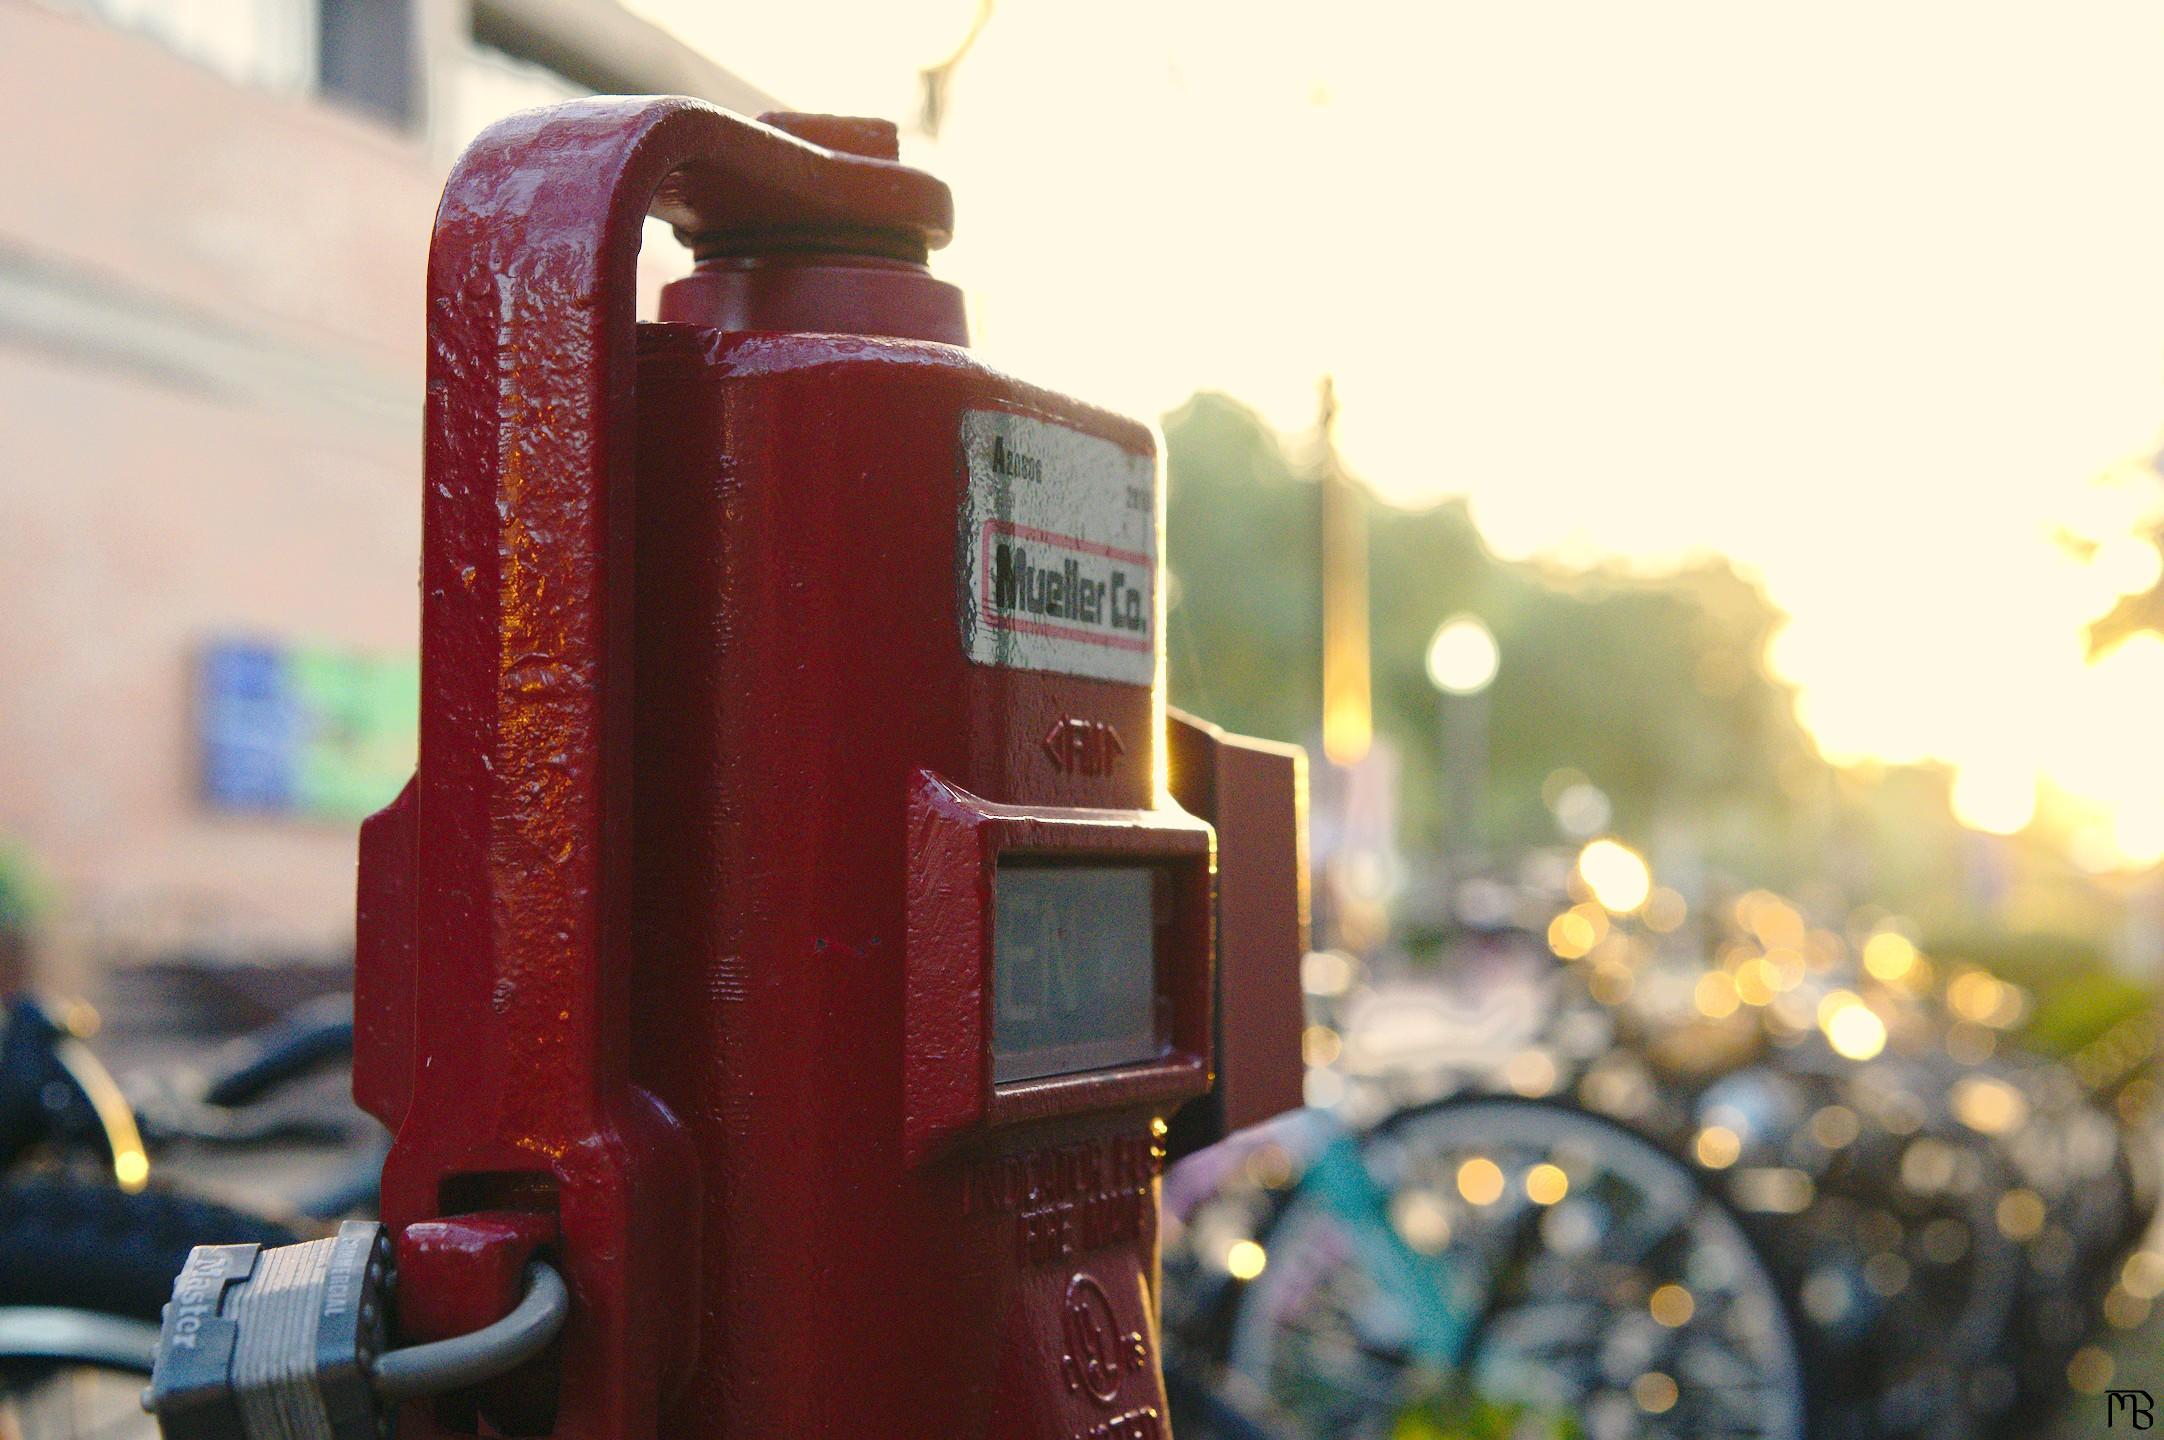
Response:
[[145, 1221, 567, 1440]]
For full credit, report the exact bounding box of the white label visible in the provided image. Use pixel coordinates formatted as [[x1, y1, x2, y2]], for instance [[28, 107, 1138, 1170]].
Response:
[[958, 410, 1156, 685]]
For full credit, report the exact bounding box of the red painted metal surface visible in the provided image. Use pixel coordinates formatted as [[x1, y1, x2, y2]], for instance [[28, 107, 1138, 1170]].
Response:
[[355, 98, 1241, 1438], [396, 1211, 561, 1434], [1164, 713, 1310, 1161], [624, 324, 1205, 1439]]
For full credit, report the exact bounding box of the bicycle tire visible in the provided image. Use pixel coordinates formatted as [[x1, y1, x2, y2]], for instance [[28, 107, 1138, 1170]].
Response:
[[0, 1177, 300, 1322], [1192, 1095, 1811, 1440], [200, 996, 354, 1109]]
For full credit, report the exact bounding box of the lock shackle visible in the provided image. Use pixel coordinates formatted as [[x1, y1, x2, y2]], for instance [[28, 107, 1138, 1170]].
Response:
[[388, 99, 951, 1437]]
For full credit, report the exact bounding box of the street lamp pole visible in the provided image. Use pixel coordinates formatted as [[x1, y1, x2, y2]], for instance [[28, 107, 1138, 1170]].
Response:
[[1426, 614, 1499, 881]]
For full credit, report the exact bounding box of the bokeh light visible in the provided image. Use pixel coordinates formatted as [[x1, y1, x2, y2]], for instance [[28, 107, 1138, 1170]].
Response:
[[1425, 614, 1500, 696], [1524, 1163, 1569, 1205], [1577, 839, 1652, 914], [1819, 993, 1888, 1061], [1948, 764, 2037, 836], [1457, 1157, 1506, 1206]]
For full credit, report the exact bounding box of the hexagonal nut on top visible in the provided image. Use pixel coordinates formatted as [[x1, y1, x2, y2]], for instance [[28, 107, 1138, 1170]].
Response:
[[758, 112, 903, 162]]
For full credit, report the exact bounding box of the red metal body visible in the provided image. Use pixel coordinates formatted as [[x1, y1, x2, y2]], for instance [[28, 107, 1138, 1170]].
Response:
[[353, 98, 1282, 1438]]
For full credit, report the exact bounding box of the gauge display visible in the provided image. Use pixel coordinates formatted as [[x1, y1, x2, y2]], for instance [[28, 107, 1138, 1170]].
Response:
[[991, 864, 1163, 1083]]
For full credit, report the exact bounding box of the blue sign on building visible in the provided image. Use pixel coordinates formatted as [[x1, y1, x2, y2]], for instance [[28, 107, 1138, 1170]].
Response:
[[196, 637, 417, 819], [197, 639, 301, 812]]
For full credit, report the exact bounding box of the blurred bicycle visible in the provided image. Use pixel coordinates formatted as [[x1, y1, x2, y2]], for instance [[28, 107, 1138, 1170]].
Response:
[[1163, 873, 2156, 1440], [0, 993, 356, 1440], [1165, 1094, 1810, 1440]]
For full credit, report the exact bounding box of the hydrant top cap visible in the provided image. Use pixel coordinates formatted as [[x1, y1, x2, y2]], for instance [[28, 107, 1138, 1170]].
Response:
[[759, 112, 902, 164]]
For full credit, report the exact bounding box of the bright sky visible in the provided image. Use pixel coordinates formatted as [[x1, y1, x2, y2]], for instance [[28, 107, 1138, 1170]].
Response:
[[640, 1, 2164, 862]]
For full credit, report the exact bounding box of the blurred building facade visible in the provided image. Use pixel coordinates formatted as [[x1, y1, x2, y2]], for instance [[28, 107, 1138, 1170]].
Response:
[[0, 0, 772, 991]]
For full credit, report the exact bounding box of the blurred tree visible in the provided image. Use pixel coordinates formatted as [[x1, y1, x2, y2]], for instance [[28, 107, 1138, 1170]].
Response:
[[2068, 451, 2164, 658], [1162, 393, 1824, 867], [1163, 393, 1324, 746], [2087, 585, 2158, 659], [1165, 396, 2149, 1003]]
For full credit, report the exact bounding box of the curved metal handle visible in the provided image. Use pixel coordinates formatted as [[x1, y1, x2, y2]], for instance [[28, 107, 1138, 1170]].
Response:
[[407, 96, 950, 1161], [415, 96, 948, 1129], [386, 99, 951, 1440]]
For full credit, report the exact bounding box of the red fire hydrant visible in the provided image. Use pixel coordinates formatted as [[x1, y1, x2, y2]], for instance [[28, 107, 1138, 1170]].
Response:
[[349, 98, 1304, 1439]]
